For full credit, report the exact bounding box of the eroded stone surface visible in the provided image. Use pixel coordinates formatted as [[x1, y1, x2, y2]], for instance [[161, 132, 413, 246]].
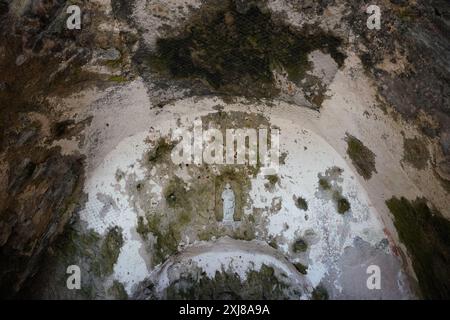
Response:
[[1, 0, 449, 300]]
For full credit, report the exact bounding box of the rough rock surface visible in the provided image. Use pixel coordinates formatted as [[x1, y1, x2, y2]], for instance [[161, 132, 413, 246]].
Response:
[[0, 0, 449, 299]]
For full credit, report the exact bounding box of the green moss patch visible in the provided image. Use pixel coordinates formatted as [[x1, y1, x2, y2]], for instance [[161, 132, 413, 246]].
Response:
[[163, 176, 191, 210], [108, 280, 128, 300], [165, 264, 291, 300], [147, 138, 175, 164], [345, 134, 377, 180], [108, 75, 128, 83], [137, 175, 206, 265], [295, 196, 308, 211], [317, 167, 351, 215], [336, 197, 351, 214], [294, 263, 308, 275], [36, 223, 123, 299], [312, 285, 329, 300], [395, 6, 420, 23], [402, 137, 429, 170], [147, 0, 345, 98], [318, 177, 331, 190], [136, 216, 151, 240], [386, 197, 450, 299], [54, 226, 101, 263], [139, 210, 187, 266], [267, 175, 279, 186], [268, 239, 279, 249], [96, 226, 124, 277], [292, 238, 308, 253]]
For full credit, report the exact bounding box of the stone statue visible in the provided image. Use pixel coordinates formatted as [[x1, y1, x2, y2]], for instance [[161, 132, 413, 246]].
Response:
[[221, 183, 235, 222]]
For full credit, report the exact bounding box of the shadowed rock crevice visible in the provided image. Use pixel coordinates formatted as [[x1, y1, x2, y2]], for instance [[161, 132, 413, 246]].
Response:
[[139, 0, 345, 100], [386, 197, 450, 299], [0, 147, 85, 298]]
